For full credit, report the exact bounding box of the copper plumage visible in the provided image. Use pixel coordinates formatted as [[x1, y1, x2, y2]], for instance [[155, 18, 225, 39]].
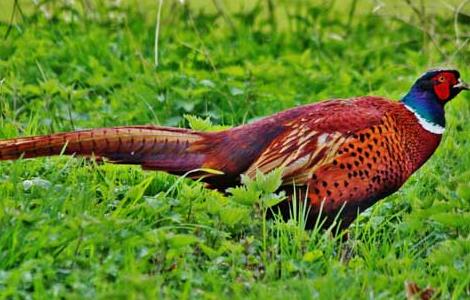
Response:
[[0, 69, 468, 229]]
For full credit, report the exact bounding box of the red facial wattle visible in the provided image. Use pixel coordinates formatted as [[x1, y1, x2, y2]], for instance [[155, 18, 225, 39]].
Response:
[[434, 82, 450, 101], [433, 72, 457, 102]]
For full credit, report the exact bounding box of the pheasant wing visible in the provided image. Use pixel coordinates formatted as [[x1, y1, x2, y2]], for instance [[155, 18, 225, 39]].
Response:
[[244, 99, 386, 186]]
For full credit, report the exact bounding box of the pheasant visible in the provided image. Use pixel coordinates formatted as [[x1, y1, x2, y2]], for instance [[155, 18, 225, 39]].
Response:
[[0, 69, 468, 229]]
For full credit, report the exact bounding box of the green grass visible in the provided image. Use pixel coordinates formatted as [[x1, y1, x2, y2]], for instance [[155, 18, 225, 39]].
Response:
[[0, 0, 469, 298]]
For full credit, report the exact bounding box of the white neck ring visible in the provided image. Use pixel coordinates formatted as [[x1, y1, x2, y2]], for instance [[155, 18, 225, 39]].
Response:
[[403, 104, 445, 135]]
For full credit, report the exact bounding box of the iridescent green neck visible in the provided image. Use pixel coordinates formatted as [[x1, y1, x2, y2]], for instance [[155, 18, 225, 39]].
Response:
[[401, 85, 445, 128]]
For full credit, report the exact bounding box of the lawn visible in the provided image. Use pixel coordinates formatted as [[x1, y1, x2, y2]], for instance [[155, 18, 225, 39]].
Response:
[[0, 0, 469, 299]]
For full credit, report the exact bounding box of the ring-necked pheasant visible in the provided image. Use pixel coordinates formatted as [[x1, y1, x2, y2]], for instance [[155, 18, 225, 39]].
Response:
[[0, 69, 468, 229]]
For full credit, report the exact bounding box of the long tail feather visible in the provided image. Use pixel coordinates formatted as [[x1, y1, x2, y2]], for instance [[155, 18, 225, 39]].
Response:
[[0, 125, 208, 173]]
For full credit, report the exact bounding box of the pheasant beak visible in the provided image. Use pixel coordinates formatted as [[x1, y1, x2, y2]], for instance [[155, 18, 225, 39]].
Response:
[[453, 78, 469, 90]]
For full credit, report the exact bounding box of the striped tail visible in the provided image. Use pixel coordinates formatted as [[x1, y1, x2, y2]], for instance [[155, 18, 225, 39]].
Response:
[[0, 125, 212, 173]]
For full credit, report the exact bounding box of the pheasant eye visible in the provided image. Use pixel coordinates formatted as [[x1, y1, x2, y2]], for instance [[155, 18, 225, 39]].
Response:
[[437, 75, 445, 83]]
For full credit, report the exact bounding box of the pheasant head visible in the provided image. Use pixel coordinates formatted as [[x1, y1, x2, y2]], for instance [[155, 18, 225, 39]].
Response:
[[401, 69, 468, 134]]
